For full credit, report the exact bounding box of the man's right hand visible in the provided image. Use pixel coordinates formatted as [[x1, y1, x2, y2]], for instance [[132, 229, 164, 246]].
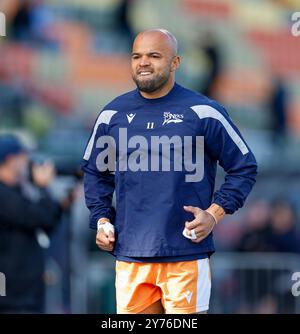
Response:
[[96, 219, 115, 252]]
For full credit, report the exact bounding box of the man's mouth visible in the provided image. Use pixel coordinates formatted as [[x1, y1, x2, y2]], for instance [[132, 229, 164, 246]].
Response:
[[137, 71, 153, 76]]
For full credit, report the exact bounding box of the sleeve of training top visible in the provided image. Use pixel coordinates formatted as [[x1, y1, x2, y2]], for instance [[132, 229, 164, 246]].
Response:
[[196, 103, 258, 214], [81, 109, 117, 229]]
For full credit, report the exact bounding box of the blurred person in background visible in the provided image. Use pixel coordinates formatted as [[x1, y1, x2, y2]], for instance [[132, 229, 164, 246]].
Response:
[[234, 200, 274, 313], [9, 0, 55, 48], [236, 200, 271, 252], [0, 134, 64, 313], [115, 0, 135, 49], [266, 199, 300, 313], [69, 172, 92, 314], [269, 77, 288, 150], [235, 198, 300, 313], [9, 0, 33, 42], [199, 32, 221, 98], [236, 199, 300, 253], [266, 199, 300, 253]]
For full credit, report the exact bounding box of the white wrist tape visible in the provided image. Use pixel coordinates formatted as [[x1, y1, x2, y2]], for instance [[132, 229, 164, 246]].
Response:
[[97, 221, 115, 235]]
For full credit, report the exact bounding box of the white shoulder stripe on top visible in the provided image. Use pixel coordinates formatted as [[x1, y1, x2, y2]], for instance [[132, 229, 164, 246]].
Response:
[[190, 105, 249, 155], [83, 109, 118, 160]]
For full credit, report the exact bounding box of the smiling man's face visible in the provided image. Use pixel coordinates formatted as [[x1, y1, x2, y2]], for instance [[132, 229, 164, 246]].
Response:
[[131, 30, 180, 96]]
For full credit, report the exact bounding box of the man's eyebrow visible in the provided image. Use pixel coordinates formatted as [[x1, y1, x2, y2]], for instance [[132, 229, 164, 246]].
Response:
[[131, 51, 163, 56], [149, 52, 162, 56]]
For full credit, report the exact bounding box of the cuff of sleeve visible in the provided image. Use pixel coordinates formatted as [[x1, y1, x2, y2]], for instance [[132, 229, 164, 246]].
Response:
[[206, 203, 226, 224]]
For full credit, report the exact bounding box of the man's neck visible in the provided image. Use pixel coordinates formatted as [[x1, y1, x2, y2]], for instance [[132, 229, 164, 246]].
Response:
[[139, 80, 175, 99]]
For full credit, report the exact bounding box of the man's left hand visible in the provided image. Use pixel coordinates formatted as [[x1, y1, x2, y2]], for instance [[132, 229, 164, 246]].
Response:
[[183, 205, 216, 243]]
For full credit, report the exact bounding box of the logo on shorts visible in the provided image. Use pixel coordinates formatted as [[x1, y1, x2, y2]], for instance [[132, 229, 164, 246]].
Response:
[[162, 112, 184, 125], [184, 290, 193, 304]]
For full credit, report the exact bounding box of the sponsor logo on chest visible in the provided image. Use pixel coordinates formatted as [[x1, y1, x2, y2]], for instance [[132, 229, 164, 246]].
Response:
[[162, 112, 184, 125]]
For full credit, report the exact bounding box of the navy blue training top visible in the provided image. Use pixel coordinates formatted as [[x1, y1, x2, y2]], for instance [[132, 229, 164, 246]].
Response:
[[81, 83, 257, 262]]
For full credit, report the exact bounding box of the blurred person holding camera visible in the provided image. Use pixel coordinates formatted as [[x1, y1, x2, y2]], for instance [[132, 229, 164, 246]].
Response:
[[0, 134, 65, 313]]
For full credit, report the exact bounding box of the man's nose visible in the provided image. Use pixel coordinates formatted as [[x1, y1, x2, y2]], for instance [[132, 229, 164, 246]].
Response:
[[139, 56, 150, 67]]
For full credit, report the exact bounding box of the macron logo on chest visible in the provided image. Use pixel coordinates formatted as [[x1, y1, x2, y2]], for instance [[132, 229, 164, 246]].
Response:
[[126, 113, 136, 124]]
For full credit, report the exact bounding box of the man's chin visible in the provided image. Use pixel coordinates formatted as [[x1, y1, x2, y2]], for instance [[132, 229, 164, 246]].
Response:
[[133, 75, 168, 93], [136, 81, 157, 93]]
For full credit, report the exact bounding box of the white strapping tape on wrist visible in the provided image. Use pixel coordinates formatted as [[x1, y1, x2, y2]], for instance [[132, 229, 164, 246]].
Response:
[[97, 221, 115, 235]]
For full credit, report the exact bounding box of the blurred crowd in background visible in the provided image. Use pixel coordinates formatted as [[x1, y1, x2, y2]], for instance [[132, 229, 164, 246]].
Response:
[[0, 0, 300, 314]]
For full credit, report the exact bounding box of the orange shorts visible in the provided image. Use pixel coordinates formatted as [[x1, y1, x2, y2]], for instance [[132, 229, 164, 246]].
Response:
[[115, 258, 211, 314]]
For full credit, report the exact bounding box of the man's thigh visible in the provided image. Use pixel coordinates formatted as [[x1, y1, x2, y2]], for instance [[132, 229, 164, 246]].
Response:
[[159, 258, 211, 314], [115, 261, 162, 314], [137, 299, 164, 314]]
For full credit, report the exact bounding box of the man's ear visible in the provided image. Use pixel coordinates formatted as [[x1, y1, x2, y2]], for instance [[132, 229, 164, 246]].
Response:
[[171, 55, 180, 72]]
